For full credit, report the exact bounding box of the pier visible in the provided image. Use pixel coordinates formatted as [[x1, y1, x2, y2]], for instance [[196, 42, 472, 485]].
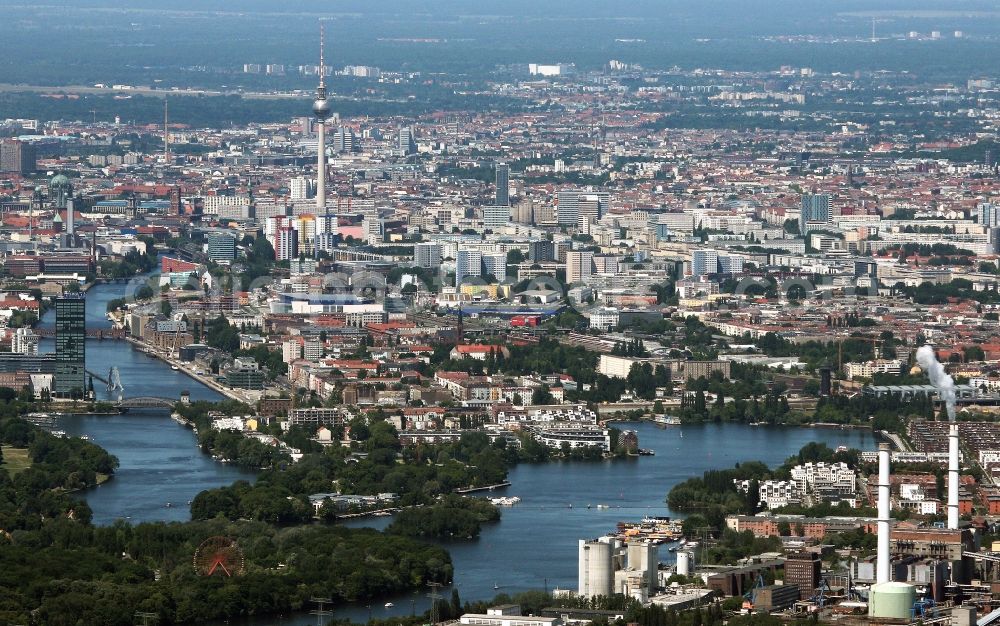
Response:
[[454, 481, 512, 494]]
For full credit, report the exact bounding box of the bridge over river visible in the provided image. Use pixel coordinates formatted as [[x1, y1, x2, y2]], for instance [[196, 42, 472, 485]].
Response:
[[86, 367, 181, 410]]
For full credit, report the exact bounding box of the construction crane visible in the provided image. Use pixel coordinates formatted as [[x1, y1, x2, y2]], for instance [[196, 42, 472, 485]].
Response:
[[809, 578, 831, 609], [911, 598, 936, 620]]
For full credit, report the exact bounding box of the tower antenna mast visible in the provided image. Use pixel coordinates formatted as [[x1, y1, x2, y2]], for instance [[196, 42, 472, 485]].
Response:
[[312, 20, 332, 260], [163, 98, 170, 163]]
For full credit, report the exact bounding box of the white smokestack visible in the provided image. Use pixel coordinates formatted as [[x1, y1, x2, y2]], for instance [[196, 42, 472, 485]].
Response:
[[916, 345, 956, 421], [877, 443, 891, 584], [66, 198, 74, 237], [948, 423, 960, 529]]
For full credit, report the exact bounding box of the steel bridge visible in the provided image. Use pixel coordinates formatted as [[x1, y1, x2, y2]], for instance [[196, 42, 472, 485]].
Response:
[[116, 397, 176, 409], [35, 328, 126, 339]]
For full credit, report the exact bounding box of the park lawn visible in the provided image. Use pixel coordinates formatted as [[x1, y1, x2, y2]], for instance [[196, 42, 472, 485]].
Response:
[[0, 446, 31, 477]]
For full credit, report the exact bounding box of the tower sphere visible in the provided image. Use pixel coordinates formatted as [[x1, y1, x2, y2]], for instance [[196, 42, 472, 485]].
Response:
[[313, 98, 331, 120]]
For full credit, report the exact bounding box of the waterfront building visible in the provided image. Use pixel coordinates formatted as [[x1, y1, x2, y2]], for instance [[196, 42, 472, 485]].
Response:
[[790, 461, 856, 505], [225, 357, 266, 390], [11, 327, 38, 355], [54, 295, 86, 397], [534, 426, 611, 452]]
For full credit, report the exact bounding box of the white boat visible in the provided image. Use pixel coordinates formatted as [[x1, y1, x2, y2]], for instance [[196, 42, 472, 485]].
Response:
[[171, 365, 179, 371], [653, 415, 681, 425], [384, 603, 394, 608], [489, 496, 521, 506]]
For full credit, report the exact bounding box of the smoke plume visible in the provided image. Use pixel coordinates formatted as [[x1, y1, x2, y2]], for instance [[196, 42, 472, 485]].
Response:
[[916, 345, 956, 421]]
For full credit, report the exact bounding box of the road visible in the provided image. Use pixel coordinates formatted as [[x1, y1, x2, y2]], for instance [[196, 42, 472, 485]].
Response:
[[880, 430, 911, 452]]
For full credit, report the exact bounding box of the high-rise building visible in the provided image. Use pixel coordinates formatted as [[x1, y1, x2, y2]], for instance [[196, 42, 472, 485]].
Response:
[[363, 217, 383, 245], [717, 253, 745, 275], [290, 176, 314, 200], [692, 249, 719, 277], [979, 202, 1000, 228], [274, 225, 298, 261], [456, 249, 483, 286], [801, 194, 831, 233], [398, 127, 417, 156], [0, 140, 36, 174], [208, 233, 237, 262], [529, 240, 555, 262], [483, 205, 511, 229], [414, 242, 443, 269], [333, 126, 356, 153], [296, 215, 317, 253], [481, 253, 507, 282], [557, 190, 610, 227], [566, 250, 594, 284], [495, 162, 510, 206], [54, 295, 86, 397]]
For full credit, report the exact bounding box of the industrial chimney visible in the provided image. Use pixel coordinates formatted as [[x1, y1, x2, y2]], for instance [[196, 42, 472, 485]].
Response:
[[948, 423, 959, 529], [876, 443, 891, 584]]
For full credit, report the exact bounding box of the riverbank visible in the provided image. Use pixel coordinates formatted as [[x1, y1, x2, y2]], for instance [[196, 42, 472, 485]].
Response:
[[125, 336, 255, 404]]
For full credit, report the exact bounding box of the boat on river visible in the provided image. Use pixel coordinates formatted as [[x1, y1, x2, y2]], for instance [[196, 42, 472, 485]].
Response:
[[489, 496, 521, 506], [652, 415, 682, 426]]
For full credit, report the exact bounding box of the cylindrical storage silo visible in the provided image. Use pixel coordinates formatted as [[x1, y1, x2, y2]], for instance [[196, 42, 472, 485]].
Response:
[[868, 582, 915, 619], [676, 551, 691, 576]]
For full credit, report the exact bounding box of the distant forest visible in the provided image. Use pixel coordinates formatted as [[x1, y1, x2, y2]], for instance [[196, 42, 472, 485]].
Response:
[[0, 0, 998, 89]]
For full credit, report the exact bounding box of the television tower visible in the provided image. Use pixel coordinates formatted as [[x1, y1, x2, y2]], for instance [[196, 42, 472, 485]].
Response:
[[313, 23, 331, 215]]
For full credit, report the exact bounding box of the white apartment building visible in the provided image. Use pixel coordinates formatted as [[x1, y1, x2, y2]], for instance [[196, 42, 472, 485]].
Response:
[[844, 359, 903, 380], [734, 479, 800, 510], [790, 461, 856, 500]]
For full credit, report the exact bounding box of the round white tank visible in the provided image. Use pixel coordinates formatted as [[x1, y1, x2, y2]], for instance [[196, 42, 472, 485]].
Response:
[[676, 551, 691, 576], [868, 582, 915, 619]]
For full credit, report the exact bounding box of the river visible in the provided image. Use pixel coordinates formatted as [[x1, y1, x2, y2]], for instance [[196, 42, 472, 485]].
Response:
[[36, 278, 253, 524], [35, 280, 877, 624]]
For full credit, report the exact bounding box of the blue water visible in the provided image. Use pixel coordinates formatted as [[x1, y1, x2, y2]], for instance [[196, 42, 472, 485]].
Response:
[[47, 281, 878, 622], [37, 277, 224, 404], [36, 278, 245, 524]]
